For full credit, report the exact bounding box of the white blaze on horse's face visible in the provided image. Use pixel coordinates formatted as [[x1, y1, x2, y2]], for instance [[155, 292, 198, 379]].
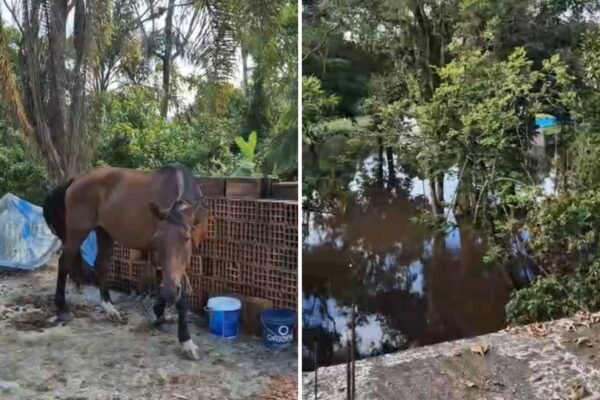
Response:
[[149, 201, 194, 304]]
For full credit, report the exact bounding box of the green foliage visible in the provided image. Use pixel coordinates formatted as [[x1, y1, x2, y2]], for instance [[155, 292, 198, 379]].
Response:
[[1, 0, 298, 184], [302, 0, 600, 326], [524, 191, 600, 274], [95, 86, 236, 175], [505, 191, 600, 323], [0, 120, 47, 204], [235, 131, 257, 162], [248, 2, 299, 179], [506, 275, 576, 325], [506, 260, 600, 325], [233, 131, 258, 176], [302, 76, 340, 143], [303, 3, 381, 118]]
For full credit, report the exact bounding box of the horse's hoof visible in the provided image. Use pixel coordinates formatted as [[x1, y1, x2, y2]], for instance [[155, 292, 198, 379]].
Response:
[[55, 311, 72, 325], [152, 318, 170, 334], [181, 339, 200, 360], [101, 301, 125, 323]]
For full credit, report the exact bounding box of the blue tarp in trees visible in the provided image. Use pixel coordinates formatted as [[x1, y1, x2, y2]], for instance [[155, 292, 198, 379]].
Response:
[[0, 193, 97, 269], [536, 115, 557, 128]]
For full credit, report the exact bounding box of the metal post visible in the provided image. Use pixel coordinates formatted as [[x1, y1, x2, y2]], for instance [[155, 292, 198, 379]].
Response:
[[346, 340, 351, 400], [351, 306, 356, 400], [314, 339, 318, 400]]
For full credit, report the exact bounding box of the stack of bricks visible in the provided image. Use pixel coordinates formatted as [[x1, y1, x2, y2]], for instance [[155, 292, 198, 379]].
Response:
[[105, 181, 298, 312]]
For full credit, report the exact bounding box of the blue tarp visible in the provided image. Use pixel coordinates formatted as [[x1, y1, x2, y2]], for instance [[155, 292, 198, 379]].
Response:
[[81, 231, 97, 266], [0, 193, 97, 269], [536, 115, 557, 128]]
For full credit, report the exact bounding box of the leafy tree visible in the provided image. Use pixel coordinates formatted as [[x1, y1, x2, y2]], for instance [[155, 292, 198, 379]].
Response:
[[0, 119, 47, 203]]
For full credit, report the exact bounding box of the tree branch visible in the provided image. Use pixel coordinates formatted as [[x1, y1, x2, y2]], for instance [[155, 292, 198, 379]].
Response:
[[302, 22, 339, 62], [2, 0, 23, 33]]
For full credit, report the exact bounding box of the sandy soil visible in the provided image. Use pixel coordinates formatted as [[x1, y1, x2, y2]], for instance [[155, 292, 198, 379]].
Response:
[[0, 264, 297, 400]]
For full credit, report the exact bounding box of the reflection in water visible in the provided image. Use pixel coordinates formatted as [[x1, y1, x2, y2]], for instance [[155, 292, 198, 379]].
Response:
[[302, 153, 539, 370]]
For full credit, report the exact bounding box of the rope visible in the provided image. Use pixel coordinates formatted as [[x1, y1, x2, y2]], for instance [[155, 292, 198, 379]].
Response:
[[183, 271, 193, 295]]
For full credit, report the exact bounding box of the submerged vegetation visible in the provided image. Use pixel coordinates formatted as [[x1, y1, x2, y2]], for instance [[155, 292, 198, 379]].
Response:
[[303, 0, 600, 324]]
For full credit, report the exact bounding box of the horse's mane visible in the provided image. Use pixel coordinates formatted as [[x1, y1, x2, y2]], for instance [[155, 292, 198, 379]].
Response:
[[156, 164, 204, 202], [43, 178, 74, 242]]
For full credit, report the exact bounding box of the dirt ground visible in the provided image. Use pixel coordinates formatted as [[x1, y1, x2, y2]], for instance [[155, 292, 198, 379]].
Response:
[[304, 315, 600, 399], [0, 263, 297, 400]]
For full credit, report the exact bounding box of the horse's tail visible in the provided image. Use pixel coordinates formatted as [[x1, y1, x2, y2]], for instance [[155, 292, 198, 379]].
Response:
[[43, 178, 85, 287], [43, 178, 74, 243]]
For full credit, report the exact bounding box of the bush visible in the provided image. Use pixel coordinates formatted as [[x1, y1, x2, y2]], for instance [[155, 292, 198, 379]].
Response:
[[94, 87, 237, 175], [506, 260, 600, 324], [0, 121, 48, 204]]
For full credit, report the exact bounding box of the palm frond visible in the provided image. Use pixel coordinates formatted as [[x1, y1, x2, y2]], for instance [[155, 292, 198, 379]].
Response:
[[186, 0, 287, 82], [0, 21, 34, 138], [186, 0, 237, 82]]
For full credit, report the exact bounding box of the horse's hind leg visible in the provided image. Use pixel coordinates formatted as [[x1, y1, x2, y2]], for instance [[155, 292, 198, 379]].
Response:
[[94, 227, 123, 322], [55, 251, 73, 322], [54, 229, 88, 323]]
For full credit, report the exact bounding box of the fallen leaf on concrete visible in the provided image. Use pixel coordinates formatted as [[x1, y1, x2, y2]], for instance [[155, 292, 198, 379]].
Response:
[[528, 373, 544, 383], [573, 337, 593, 348], [172, 395, 189, 400], [567, 382, 588, 400], [461, 378, 477, 388], [504, 325, 520, 334], [450, 350, 462, 357], [470, 342, 489, 356], [527, 323, 549, 337], [558, 319, 578, 332], [575, 311, 592, 327]]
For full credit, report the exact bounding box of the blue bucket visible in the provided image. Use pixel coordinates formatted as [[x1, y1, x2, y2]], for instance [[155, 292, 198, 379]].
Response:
[[260, 308, 296, 348], [205, 296, 241, 339]]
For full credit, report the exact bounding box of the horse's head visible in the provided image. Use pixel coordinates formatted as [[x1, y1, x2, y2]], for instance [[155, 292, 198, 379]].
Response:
[[149, 200, 200, 304]]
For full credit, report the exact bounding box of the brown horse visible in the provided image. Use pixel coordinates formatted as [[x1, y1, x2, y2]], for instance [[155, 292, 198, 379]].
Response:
[[43, 165, 208, 360]]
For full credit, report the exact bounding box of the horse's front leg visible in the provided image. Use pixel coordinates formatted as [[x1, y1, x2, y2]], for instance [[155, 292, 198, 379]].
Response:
[[176, 293, 200, 360], [152, 297, 166, 325], [95, 228, 123, 322]]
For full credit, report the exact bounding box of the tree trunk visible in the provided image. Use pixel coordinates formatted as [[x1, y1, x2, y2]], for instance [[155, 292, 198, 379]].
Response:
[[47, 0, 69, 174], [456, 156, 474, 216], [1, 0, 96, 183], [377, 136, 384, 185], [68, 0, 93, 176], [160, 0, 176, 118], [435, 172, 444, 206], [241, 46, 249, 96], [429, 178, 442, 215], [386, 146, 396, 188]]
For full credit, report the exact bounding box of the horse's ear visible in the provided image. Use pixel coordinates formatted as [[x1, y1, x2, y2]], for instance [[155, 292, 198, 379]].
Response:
[[149, 202, 168, 220], [177, 201, 195, 220]]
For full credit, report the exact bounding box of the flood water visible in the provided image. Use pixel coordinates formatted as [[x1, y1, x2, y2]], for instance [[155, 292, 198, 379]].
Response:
[[302, 152, 544, 371]]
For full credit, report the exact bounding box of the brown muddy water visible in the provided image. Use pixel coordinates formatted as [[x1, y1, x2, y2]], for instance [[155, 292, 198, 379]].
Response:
[[302, 154, 547, 371]]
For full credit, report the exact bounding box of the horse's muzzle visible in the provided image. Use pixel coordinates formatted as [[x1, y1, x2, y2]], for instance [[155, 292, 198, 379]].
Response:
[[160, 284, 181, 304]]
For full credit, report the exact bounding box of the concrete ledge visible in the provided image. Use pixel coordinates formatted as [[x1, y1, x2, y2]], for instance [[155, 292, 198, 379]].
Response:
[[303, 317, 600, 399]]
